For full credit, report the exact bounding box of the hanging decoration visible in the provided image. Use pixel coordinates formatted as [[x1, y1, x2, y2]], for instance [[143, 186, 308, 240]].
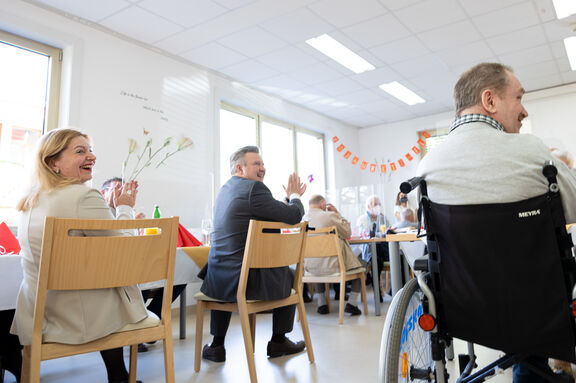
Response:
[[331, 131, 430, 173]]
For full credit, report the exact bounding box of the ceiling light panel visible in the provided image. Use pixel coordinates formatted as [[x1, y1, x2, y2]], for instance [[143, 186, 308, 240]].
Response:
[[306, 34, 375, 74], [379, 81, 425, 105], [565, 37, 576, 71], [552, 0, 576, 19]]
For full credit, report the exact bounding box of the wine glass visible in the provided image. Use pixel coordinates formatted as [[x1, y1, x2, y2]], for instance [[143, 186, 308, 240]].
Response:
[[201, 219, 213, 246]]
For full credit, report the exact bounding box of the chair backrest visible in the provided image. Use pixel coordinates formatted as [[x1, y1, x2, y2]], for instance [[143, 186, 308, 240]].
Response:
[[40, 217, 179, 290], [302, 226, 340, 258], [414, 166, 576, 362], [237, 220, 308, 298]]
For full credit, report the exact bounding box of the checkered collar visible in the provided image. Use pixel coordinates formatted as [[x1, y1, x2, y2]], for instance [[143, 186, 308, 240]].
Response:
[[449, 114, 504, 134]]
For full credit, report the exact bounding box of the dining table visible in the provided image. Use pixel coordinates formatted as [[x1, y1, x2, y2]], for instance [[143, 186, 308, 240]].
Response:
[[0, 247, 208, 339]]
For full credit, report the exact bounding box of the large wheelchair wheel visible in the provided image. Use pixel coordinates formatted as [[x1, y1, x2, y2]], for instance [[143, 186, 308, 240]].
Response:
[[380, 278, 437, 382]]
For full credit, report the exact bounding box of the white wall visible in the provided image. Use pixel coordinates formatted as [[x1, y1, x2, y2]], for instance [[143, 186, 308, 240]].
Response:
[[356, 83, 576, 223], [0, 0, 359, 227]]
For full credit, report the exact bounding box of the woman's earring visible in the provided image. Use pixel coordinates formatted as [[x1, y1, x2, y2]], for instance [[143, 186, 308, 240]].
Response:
[[54, 168, 60, 174]]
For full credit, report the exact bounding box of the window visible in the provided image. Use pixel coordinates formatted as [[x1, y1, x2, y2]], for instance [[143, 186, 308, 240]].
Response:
[[0, 30, 62, 226], [419, 128, 448, 157], [219, 104, 326, 201]]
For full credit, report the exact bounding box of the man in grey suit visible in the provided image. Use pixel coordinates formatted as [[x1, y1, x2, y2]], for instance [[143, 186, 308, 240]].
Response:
[[200, 145, 307, 363]]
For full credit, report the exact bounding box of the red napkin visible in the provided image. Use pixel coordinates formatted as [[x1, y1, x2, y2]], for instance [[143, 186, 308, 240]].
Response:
[[177, 223, 202, 247], [0, 222, 20, 255]]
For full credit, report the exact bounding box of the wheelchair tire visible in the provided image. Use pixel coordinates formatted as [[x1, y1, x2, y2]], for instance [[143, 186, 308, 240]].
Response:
[[381, 278, 436, 382]]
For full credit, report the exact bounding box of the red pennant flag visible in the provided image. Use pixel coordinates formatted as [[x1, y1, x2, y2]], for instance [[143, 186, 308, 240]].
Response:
[[337, 144, 345, 152], [351, 156, 359, 165], [360, 161, 368, 170], [332, 136, 339, 143], [380, 164, 387, 173], [343, 151, 352, 159]]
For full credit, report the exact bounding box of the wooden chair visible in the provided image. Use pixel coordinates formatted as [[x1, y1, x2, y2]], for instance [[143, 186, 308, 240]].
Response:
[[302, 226, 368, 324], [21, 217, 179, 383], [194, 220, 314, 383]]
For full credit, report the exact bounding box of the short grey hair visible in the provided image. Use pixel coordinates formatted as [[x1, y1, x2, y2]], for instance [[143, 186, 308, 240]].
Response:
[[454, 63, 513, 116], [230, 145, 260, 175], [308, 194, 326, 206], [366, 195, 380, 210]]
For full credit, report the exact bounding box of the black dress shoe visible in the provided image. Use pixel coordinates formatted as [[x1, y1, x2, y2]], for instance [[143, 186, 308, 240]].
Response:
[[202, 344, 226, 362], [344, 303, 362, 316], [267, 338, 305, 358], [303, 294, 312, 303], [137, 343, 148, 353], [317, 305, 329, 315], [108, 380, 142, 383]]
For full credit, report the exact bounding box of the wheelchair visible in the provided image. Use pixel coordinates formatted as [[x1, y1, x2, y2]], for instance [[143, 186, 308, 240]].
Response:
[[379, 162, 576, 383]]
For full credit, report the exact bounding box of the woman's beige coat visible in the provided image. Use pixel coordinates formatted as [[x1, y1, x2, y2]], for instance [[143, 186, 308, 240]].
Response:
[[11, 184, 147, 345], [302, 207, 362, 275]]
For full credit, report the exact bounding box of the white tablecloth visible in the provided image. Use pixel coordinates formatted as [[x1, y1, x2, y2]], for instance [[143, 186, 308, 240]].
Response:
[[0, 249, 200, 311], [0, 255, 24, 310]]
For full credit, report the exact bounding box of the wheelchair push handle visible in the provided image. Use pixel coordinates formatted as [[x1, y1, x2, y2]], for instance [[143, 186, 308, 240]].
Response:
[[400, 176, 424, 194]]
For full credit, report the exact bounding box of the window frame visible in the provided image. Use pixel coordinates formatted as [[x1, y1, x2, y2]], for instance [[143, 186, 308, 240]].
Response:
[[0, 29, 62, 132]]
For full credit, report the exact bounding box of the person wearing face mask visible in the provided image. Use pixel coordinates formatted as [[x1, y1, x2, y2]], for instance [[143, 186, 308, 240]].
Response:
[[394, 192, 412, 223], [355, 196, 390, 299]]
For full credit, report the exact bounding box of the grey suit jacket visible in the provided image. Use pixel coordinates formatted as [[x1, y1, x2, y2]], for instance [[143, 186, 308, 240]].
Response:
[[200, 176, 304, 302]]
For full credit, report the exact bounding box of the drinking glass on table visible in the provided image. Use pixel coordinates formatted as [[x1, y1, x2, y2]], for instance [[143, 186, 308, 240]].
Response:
[[201, 219, 212, 246]]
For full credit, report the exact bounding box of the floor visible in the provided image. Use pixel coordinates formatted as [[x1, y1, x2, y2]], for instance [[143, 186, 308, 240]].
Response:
[[4, 292, 517, 383]]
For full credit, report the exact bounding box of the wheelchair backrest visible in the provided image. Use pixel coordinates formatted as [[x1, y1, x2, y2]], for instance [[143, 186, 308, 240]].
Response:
[[415, 165, 576, 362]]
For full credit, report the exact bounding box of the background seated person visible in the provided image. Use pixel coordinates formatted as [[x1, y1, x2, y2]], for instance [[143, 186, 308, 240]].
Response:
[[101, 177, 186, 353], [392, 208, 418, 230], [356, 195, 389, 299], [199, 146, 307, 363], [12, 129, 148, 383], [302, 195, 363, 315]]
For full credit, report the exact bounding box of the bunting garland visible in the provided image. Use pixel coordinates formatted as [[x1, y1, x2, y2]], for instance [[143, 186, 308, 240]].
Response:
[[332, 131, 430, 173]]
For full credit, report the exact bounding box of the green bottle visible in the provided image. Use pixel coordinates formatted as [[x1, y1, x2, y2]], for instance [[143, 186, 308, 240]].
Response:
[[153, 205, 161, 219]]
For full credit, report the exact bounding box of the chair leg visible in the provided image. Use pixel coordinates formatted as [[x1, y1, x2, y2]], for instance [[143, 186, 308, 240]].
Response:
[[163, 327, 176, 383], [238, 305, 257, 383], [338, 280, 345, 324], [129, 345, 137, 383], [296, 298, 315, 363], [21, 346, 31, 383], [26, 344, 41, 383], [325, 283, 331, 313], [194, 301, 206, 372], [384, 271, 391, 297], [249, 313, 256, 351], [360, 274, 368, 315]]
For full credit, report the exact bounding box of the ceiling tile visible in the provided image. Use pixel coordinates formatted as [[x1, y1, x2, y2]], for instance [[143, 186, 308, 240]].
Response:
[[514, 60, 560, 81], [390, 54, 449, 79], [498, 44, 554, 69], [486, 25, 547, 55], [138, 0, 228, 28], [394, 0, 467, 33], [369, 36, 431, 65], [212, 0, 257, 9], [472, 2, 540, 38], [521, 73, 563, 91], [561, 70, 576, 83], [252, 74, 308, 93], [260, 8, 334, 43], [308, 0, 386, 28], [217, 26, 288, 57], [456, 0, 525, 16], [377, 0, 427, 11], [180, 42, 247, 70], [532, 0, 560, 22], [311, 77, 364, 97], [218, 60, 279, 83], [436, 41, 495, 67], [256, 46, 320, 73], [100, 6, 183, 43], [32, 0, 130, 22], [542, 19, 576, 41], [417, 21, 483, 52], [341, 13, 412, 48], [289, 62, 346, 85], [337, 89, 383, 105]]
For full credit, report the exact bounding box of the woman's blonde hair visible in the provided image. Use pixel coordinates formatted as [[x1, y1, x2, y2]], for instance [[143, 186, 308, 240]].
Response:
[[17, 128, 90, 212]]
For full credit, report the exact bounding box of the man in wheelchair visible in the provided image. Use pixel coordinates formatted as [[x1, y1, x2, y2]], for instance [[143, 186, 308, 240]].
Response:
[[379, 63, 576, 383]]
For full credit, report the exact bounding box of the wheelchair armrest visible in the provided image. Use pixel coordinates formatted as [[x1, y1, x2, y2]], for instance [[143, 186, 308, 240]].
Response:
[[413, 256, 429, 272]]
